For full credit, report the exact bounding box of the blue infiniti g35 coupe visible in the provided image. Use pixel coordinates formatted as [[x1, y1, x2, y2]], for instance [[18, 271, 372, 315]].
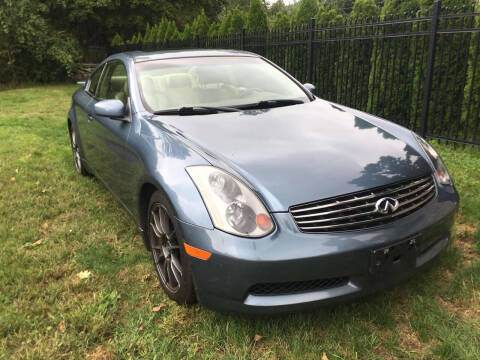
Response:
[[68, 50, 458, 314]]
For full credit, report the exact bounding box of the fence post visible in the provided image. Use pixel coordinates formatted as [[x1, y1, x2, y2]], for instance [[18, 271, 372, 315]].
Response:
[[420, 1, 440, 137], [241, 28, 246, 50], [195, 34, 200, 48], [307, 18, 315, 84]]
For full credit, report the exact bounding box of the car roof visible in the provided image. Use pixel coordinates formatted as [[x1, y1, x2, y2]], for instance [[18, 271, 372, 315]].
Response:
[[112, 49, 259, 63]]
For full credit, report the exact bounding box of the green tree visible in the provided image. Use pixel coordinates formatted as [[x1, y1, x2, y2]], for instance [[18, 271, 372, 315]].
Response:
[[182, 24, 194, 40], [246, 0, 268, 31], [381, 0, 424, 17], [163, 21, 179, 42], [0, 0, 80, 83], [350, 0, 379, 19], [271, 12, 290, 30], [192, 9, 210, 37], [315, 5, 343, 26], [269, 0, 287, 16], [111, 33, 124, 46], [155, 18, 168, 43], [294, 0, 318, 25], [219, 13, 233, 35], [230, 9, 246, 34], [208, 22, 220, 37], [143, 23, 155, 43]]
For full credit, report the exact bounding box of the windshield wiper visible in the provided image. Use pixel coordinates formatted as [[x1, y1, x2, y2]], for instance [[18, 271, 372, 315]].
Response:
[[235, 99, 305, 110], [154, 106, 239, 116]]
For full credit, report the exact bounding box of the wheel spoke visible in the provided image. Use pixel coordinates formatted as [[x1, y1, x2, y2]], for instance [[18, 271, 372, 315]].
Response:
[[159, 207, 168, 234], [170, 261, 181, 285], [163, 258, 170, 283], [170, 253, 183, 278], [165, 228, 175, 241], [165, 258, 176, 287], [149, 221, 162, 239], [152, 210, 163, 237]]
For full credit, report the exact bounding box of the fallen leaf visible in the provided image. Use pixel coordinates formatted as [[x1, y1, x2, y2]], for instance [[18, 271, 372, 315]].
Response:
[[322, 352, 329, 360], [58, 320, 66, 333], [35, 181, 40, 185], [41, 189, 47, 193], [152, 304, 165, 312], [41, 222, 49, 229], [15, 168, 19, 174], [253, 334, 263, 342], [138, 324, 143, 332], [77, 270, 92, 279], [31, 239, 42, 246], [142, 273, 151, 282], [10, 177, 15, 182]]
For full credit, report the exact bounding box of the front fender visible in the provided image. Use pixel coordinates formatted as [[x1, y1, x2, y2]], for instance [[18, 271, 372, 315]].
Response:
[[132, 116, 213, 230]]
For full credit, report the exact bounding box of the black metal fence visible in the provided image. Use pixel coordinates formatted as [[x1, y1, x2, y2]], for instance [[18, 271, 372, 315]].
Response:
[[109, 1, 480, 146]]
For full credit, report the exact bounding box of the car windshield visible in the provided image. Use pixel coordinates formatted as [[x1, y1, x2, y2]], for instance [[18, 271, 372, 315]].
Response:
[[135, 56, 310, 112]]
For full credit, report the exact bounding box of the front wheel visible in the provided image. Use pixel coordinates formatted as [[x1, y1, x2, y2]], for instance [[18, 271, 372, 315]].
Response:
[[147, 190, 196, 304], [69, 127, 88, 176]]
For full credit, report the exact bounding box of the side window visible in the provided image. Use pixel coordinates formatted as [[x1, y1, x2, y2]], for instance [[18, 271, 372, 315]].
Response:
[[86, 65, 104, 96], [96, 61, 129, 104]]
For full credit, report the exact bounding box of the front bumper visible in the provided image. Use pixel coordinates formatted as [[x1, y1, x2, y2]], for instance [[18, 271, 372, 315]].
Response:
[[179, 185, 458, 314]]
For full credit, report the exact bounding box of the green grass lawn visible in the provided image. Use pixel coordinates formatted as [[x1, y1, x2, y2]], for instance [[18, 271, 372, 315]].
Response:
[[0, 84, 479, 360]]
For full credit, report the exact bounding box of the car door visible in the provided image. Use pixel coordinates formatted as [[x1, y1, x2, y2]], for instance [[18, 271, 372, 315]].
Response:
[[89, 60, 138, 207], [75, 64, 104, 165]]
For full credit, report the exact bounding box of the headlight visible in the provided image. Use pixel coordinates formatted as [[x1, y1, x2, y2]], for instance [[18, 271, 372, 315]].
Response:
[[413, 133, 452, 185], [186, 166, 274, 237]]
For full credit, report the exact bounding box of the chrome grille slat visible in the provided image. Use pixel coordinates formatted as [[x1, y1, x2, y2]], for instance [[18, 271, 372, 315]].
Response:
[[290, 175, 436, 233], [296, 183, 436, 225], [290, 176, 431, 214]]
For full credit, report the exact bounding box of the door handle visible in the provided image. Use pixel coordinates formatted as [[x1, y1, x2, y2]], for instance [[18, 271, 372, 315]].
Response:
[[87, 114, 94, 122]]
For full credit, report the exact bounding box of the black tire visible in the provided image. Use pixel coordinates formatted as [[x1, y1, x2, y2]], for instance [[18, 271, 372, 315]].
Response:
[[69, 126, 88, 176], [147, 190, 196, 304]]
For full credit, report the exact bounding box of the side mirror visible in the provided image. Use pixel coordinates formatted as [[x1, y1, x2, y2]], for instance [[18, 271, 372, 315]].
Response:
[[303, 83, 317, 96], [94, 99, 126, 120]]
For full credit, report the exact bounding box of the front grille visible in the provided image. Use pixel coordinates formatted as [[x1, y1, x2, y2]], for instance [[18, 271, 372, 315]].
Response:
[[249, 277, 349, 296], [290, 174, 436, 233]]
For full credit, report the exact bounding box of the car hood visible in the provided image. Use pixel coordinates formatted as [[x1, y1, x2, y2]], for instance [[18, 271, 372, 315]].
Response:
[[153, 99, 431, 212]]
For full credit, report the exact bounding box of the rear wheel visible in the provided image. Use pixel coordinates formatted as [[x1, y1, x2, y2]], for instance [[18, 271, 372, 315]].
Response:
[[69, 126, 88, 176], [147, 190, 196, 304]]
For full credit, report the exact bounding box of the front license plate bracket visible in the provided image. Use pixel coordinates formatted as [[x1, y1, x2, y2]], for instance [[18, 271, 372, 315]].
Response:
[[370, 237, 417, 274]]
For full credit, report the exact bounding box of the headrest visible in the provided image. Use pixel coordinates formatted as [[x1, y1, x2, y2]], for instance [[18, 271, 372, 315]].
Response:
[[110, 76, 126, 92], [167, 74, 192, 88], [194, 66, 226, 85]]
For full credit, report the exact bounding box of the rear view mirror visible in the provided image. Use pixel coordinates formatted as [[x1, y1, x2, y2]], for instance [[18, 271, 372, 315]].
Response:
[[303, 83, 317, 96], [94, 99, 126, 119]]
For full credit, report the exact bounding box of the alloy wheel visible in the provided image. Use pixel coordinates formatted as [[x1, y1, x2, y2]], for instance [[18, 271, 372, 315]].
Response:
[[70, 130, 82, 173], [149, 204, 183, 293]]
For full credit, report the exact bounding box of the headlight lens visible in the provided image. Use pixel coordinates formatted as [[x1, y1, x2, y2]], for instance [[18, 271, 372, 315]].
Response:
[[413, 133, 452, 185], [186, 166, 274, 237]]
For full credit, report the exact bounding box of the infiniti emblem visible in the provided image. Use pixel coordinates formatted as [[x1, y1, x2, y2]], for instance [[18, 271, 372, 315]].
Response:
[[375, 197, 399, 215]]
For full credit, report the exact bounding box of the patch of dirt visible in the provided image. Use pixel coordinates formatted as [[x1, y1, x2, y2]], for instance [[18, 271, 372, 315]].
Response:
[[435, 295, 480, 320], [455, 223, 477, 235], [397, 324, 424, 353], [116, 263, 150, 283], [86, 345, 113, 360], [454, 222, 479, 263], [374, 344, 395, 360], [455, 238, 479, 263]]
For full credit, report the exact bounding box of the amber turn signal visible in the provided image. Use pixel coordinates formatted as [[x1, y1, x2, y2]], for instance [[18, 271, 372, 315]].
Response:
[[256, 213, 272, 231], [184, 243, 212, 260]]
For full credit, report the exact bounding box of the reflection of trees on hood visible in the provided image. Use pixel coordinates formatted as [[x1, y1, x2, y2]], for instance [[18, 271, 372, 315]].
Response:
[[156, 132, 190, 160], [350, 145, 425, 188], [353, 116, 396, 140]]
